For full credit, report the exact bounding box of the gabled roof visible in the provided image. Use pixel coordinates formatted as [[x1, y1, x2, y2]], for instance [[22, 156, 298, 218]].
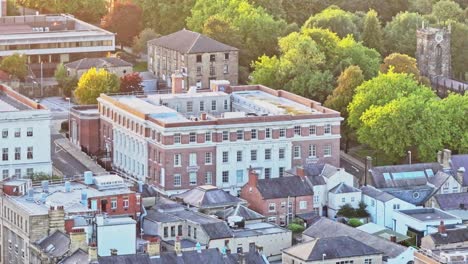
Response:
[[148, 29, 238, 54], [215, 204, 265, 221], [451, 154, 468, 186], [201, 222, 233, 240], [329, 182, 360, 194], [59, 249, 88, 264], [65, 57, 132, 70], [35, 230, 70, 258], [429, 228, 468, 245], [303, 217, 408, 259], [256, 176, 313, 199], [370, 163, 442, 188], [150, 248, 242, 264], [173, 185, 243, 209], [434, 192, 468, 211], [284, 236, 382, 261], [360, 185, 396, 202], [98, 254, 153, 264], [384, 186, 435, 206]]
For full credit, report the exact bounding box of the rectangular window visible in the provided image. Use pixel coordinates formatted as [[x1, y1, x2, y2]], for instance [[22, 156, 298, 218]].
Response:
[[268, 217, 276, 223], [2, 148, 8, 161], [341, 197, 346, 203], [222, 151, 229, 163], [196, 55, 202, 63], [251, 129, 257, 139], [265, 128, 271, 138], [293, 146, 301, 158], [2, 169, 8, 179], [324, 124, 332, 134], [27, 147, 33, 159], [279, 148, 285, 159], [27, 127, 33, 137], [251, 150, 257, 161], [26, 168, 33, 178], [196, 80, 202, 88], [279, 128, 286, 138], [236, 151, 242, 162], [224, 53, 229, 60], [236, 170, 243, 183], [189, 153, 197, 166], [189, 132, 196, 143], [209, 65, 215, 75], [205, 171, 212, 184], [111, 198, 117, 209], [187, 101, 193, 112], [236, 130, 244, 140], [294, 125, 301, 136], [2, 129, 7, 138], [351, 197, 355, 202], [205, 132, 211, 142], [196, 66, 202, 75], [123, 198, 129, 208], [224, 100, 228, 110], [268, 203, 276, 212], [393, 204, 400, 210], [14, 128, 20, 138], [265, 168, 271, 179], [15, 168, 21, 177], [174, 133, 181, 144], [211, 100, 217, 111], [309, 125, 316, 135], [210, 54, 216, 62], [324, 144, 332, 157], [299, 201, 307, 210], [205, 152, 212, 164], [314, 195, 319, 203], [199, 101, 205, 111], [174, 154, 181, 166], [223, 64, 228, 74], [174, 174, 181, 186], [15, 147, 21, 160], [171, 226, 175, 237], [194, 227, 197, 239], [265, 149, 271, 160], [222, 171, 229, 183], [178, 225, 183, 236], [189, 172, 197, 185], [309, 144, 316, 157], [222, 131, 229, 141], [188, 226, 191, 237], [164, 227, 168, 238], [279, 167, 285, 177], [364, 259, 372, 264]]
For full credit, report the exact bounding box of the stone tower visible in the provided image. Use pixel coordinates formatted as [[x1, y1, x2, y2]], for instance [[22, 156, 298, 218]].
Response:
[[416, 26, 451, 78]]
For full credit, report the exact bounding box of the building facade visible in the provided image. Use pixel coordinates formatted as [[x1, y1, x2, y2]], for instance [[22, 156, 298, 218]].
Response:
[[148, 29, 239, 89], [92, 78, 342, 195], [416, 26, 451, 78], [0, 85, 52, 179]]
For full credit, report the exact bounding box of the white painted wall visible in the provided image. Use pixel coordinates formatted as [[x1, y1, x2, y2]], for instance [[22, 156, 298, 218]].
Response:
[[393, 210, 462, 236], [437, 176, 462, 194], [231, 229, 292, 262], [96, 218, 136, 256], [363, 195, 418, 229], [328, 191, 361, 219]]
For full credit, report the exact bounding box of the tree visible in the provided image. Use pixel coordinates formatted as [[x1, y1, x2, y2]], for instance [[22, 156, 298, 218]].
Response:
[[362, 10, 383, 53], [132, 28, 159, 54], [355, 201, 370, 218], [408, 0, 434, 14], [120, 73, 143, 93], [54, 63, 77, 97], [432, 0, 464, 22], [7, 0, 20, 16], [0, 53, 28, 80], [450, 22, 468, 81], [380, 53, 420, 78], [337, 203, 356, 218], [102, 3, 142, 47], [74, 68, 120, 105], [437, 94, 468, 153], [324, 66, 364, 152], [383, 12, 426, 56], [303, 5, 361, 39], [337, 36, 381, 80]]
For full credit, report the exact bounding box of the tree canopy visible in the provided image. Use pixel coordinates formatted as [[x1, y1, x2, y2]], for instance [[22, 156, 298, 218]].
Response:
[[0, 53, 28, 80], [362, 9, 384, 53], [303, 6, 361, 39], [132, 28, 160, 54], [120, 73, 143, 93], [102, 3, 143, 46], [383, 12, 426, 56], [74, 68, 120, 105]]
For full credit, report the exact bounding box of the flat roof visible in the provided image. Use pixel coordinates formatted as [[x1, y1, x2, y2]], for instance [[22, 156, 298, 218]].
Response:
[[232, 222, 289, 238], [398, 208, 458, 221], [0, 85, 47, 112]]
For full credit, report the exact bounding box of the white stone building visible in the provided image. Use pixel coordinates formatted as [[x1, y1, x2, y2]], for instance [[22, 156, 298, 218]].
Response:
[[0, 85, 51, 179]]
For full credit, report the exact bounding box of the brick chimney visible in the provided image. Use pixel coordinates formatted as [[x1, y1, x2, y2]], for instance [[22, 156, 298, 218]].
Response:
[[88, 243, 98, 263], [175, 236, 182, 256], [296, 166, 305, 177], [48, 205, 65, 235], [442, 149, 451, 169], [438, 220, 447, 236], [147, 237, 160, 257], [200, 112, 207, 121], [248, 168, 258, 187], [437, 151, 443, 164], [69, 228, 88, 253], [457, 167, 465, 185], [172, 72, 184, 94], [390, 235, 397, 243]]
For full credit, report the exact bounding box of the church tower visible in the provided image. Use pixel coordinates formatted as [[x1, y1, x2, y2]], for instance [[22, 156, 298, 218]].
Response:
[[416, 26, 451, 78]]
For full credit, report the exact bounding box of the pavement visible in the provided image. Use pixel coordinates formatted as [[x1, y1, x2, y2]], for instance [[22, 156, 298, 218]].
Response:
[[39, 97, 76, 120], [51, 133, 90, 177]]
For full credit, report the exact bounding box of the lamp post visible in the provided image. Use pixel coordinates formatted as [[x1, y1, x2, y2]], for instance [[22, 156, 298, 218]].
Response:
[[40, 61, 43, 97], [322, 253, 326, 263], [408, 151, 412, 165]]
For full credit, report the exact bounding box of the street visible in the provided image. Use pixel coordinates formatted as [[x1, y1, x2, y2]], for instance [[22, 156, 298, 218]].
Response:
[[51, 131, 89, 178]]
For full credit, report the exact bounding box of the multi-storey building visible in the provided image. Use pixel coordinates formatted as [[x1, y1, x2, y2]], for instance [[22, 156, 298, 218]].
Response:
[[90, 77, 342, 195], [147, 29, 239, 89], [0, 14, 115, 77], [0, 85, 51, 179]]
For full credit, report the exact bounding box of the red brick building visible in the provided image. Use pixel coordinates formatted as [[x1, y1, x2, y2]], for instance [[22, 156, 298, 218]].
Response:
[[240, 169, 314, 226], [69, 105, 101, 155]]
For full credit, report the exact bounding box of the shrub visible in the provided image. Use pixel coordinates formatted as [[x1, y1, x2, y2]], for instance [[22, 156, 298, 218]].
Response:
[[287, 223, 305, 233], [348, 218, 363, 227]]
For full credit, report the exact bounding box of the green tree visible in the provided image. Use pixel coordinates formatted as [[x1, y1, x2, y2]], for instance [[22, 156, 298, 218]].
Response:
[[337, 36, 381, 80], [383, 12, 426, 56], [54, 63, 77, 97], [132, 28, 159, 54], [355, 201, 370, 218], [303, 5, 361, 39], [101, 3, 143, 46], [74, 68, 120, 105], [437, 94, 468, 153], [362, 10, 383, 53], [431, 0, 464, 22], [302, 28, 341, 72], [324, 66, 364, 152], [0, 53, 28, 80], [7, 0, 20, 15], [380, 53, 421, 78], [337, 203, 356, 218], [408, 0, 434, 14], [450, 22, 468, 81]]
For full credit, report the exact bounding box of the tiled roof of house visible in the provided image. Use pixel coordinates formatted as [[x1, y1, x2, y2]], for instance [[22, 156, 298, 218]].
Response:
[[303, 217, 408, 259], [148, 29, 238, 54], [215, 204, 265, 221], [173, 185, 243, 209], [283, 236, 382, 261], [98, 254, 153, 264], [200, 222, 233, 240], [256, 176, 313, 199], [434, 192, 468, 211], [360, 185, 396, 202], [451, 155, 468, 186], [65, 57, 132, 70], [329, 182, 360, 194], [35, 230, 70, 258], [384, 186, 435, 206], [58, 249, 88, 264], [429, 228, 468, 245], [370, 163, 442, 188]]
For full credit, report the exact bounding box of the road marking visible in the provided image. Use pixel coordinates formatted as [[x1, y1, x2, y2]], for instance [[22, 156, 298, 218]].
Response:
[[54, 142, 64, 153]]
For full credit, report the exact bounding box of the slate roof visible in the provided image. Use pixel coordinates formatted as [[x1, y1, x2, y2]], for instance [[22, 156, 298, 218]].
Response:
[[148, 29, 238, 54], [35, 230, 70, 258], [200, 222, 233, 239], [65, 57, 132, 70], [434, 192, 468, 210], [173, 185, 243, 208], [360, 185, 396, 202], [451, 154, 468, 186], [256, 176, 313, 199], [429, 228, 468, 245], [329, 182, 361, 194], [384, 186, 435, 206], [215, 204, 265, 221], [98, 254, 153, 264], [303, 217, 408, 259], [370, 163, 442, 188], [284, 236, 381, 261], [59, 249, 88, 264]]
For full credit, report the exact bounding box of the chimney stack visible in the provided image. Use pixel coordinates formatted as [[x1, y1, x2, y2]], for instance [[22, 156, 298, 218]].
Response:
[[390, 235, 397, 243], [438, 220, 447, 236], [48, 205, 65, 235], [175, 236, 182, 256], [457, 167, 465, 185], [69, 228, 88, 253], [200, 112, 207, 121], [248, 168, 258, 187], [296, 166, 305, 177], [88, 243, 98, 263], [171, 72, 184, 94], [442, 149, 451, 169], [437, 151, 443, 164], [110, 248, 118, 256], [147, 237, 160, 257]]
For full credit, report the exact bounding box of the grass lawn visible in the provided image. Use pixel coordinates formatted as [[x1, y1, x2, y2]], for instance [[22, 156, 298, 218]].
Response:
[[133, 61, 148, 72]]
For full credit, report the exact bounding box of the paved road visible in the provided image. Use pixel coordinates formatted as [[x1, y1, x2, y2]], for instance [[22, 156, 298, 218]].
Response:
[[51, 133, 88, 177]]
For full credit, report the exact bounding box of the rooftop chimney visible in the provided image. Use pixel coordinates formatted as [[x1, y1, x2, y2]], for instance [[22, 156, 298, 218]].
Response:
[[48, 206, 65, 235], [175, 236, 182, 256], [442, 149, 451, 169], [147, 237, 160, 257], [390, 235, 397, 243], [70, 228, 88, 253], [110, 248, 118, 256], [438, 220, 447, 236], [296, 166, 305, 177], [248, 167, 258, 187], [172, 72, 184, 94], [437, 151, 442, 164], [200, 112, 207, 121], [457, 167, 465, 185], [88, 243, 98, 263]]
